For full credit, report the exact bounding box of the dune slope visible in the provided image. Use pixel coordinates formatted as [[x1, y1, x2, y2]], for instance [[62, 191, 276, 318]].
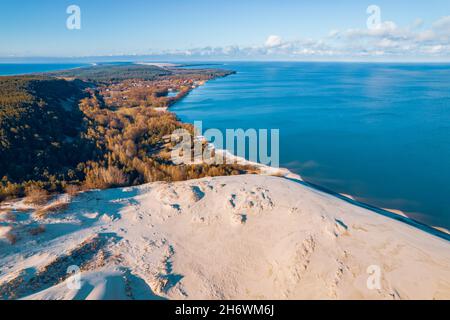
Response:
[[0, 175, 449, 300]]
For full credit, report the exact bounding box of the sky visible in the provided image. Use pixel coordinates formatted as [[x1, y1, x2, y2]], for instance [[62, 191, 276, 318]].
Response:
[[1, 0, 450, 61]]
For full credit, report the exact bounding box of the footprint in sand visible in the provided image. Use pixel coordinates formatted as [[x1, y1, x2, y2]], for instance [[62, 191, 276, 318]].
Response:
[[190, 186, 205, 202], [231, 214, 247, 225]]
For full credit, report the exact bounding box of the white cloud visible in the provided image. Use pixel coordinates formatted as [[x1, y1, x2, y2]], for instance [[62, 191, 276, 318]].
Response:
[[423, 44, 447, 54], [376, 38, 398, 49], [416, 30, 436, 42], [155, 16, 450, 60], [265, 35, 283, 48]]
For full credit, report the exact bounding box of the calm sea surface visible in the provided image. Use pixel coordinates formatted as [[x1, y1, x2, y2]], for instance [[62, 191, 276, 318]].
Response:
[[0, 63, 85, 75], [173, 62, 450, 229]]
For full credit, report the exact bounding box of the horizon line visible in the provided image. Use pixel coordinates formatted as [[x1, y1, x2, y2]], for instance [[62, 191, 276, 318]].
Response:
[[1, 56, 450, 64]]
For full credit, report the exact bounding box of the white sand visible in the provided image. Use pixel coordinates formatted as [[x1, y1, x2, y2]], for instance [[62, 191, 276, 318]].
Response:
[[136, 62, 179, 68], [0, 175, 449, 300]]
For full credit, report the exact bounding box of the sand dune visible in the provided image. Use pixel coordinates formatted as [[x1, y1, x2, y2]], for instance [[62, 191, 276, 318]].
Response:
[[0, 175, 449, 300]]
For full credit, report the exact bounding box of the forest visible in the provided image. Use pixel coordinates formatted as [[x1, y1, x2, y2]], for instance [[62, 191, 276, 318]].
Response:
[[0, 64, 250, 201]]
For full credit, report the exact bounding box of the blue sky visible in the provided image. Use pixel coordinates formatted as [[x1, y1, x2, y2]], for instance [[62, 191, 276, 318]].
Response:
[[1, 0, 450, 60]]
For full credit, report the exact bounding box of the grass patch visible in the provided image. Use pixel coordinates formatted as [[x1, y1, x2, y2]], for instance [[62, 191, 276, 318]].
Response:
[[28, 225, 46, 236], [65, 185, 81, 197], [24, 186, 50, 206], [34, 200, 70, 219]]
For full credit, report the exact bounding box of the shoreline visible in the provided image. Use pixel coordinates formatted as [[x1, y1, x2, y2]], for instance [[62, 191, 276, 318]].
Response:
[[168, 73, 450, 241]]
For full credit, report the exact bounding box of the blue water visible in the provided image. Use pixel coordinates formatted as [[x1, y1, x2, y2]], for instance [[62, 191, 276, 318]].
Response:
[[167, 90, 179, 98], [0, 63, 86, 76], [173, 62, 450, 229]]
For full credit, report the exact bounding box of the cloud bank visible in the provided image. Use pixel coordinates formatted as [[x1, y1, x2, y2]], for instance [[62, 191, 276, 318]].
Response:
[[157, 16, 450, 61]]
